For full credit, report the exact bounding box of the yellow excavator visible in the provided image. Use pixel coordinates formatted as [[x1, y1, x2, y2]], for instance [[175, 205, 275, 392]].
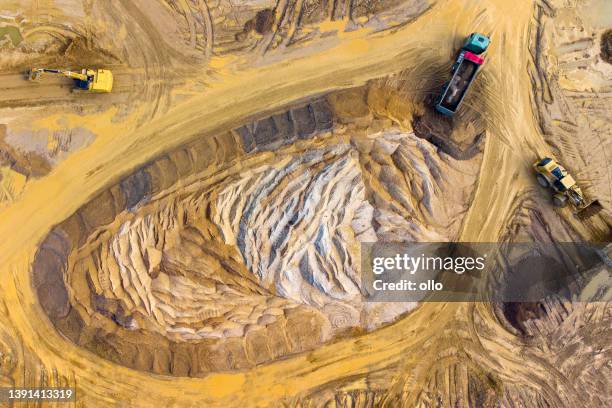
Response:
[[27, 68, 113, 93]]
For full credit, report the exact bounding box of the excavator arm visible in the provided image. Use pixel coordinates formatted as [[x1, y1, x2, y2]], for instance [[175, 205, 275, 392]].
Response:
[[29, 68, 89, 81]]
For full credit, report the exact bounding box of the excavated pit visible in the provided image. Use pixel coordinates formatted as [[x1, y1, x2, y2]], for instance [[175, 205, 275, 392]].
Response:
[[32, 79, 487, 376]]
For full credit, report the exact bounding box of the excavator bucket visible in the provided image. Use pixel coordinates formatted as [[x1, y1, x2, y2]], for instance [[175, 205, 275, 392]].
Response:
[[576, 200, 603, 220], [27, 69, 41, 81]]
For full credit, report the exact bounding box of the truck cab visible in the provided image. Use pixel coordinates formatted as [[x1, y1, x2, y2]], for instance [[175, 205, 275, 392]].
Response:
[[462, 33, 490, 55]]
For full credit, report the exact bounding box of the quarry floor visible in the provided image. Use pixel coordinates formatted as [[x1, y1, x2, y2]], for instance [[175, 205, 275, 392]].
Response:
[[0, 0, 610, 406]]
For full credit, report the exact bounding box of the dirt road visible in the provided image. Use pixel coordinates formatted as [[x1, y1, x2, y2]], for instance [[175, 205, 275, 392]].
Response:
[[0, 0, 609, 406]]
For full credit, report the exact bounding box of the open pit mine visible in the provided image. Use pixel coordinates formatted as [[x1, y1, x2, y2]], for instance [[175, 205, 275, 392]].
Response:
[[0, 0, 610, 407]]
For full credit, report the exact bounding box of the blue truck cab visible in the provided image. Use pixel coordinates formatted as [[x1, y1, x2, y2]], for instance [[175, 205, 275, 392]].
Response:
[[463, 33, 490, 55], [435, 33, 491, 116]]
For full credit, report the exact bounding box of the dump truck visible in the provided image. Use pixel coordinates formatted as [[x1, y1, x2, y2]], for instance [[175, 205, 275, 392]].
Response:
[[27, 68, 113, 93], [533, 157, 602, 219], [435, 33, 490, 116]]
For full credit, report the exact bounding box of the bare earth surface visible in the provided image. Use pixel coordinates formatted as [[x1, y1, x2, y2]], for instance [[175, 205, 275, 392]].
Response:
[[0, 0, 610, 407]]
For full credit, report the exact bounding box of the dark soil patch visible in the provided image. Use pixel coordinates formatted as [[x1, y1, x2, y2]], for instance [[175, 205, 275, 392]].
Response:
[[412, 113, 485, 160], [0, 124, 52, 178], [254, 9, 275, 34], [501, 302, 546, 335], [236, 8, 275, 41], [601, 29, 612, 64]]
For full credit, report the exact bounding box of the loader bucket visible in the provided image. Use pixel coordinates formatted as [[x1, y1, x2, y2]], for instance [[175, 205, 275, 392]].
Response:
[[576, 200, 603, 220]]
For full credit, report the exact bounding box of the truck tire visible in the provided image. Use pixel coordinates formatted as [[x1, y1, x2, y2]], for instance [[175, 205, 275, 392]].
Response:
[[536, 174, 550, 188], [553, 194, 568, 208]]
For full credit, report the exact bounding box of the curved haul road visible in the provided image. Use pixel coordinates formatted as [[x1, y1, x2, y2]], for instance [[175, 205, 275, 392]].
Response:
[[0, 0, 606, 406]]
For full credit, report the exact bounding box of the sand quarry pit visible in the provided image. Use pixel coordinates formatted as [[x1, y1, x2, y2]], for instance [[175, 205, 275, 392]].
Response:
[[0, 0, 611, 407]]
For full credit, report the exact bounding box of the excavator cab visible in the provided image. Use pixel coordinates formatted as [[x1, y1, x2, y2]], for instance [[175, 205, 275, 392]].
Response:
[[83, 69, 113, 93]]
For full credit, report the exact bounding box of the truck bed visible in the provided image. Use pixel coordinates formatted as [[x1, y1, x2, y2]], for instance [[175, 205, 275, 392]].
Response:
[[436, 51, 484, 114]]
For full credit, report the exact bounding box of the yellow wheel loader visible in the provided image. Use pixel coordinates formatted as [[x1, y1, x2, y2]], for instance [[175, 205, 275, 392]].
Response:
[[533, 157, 602, 219], [27, 68, 113, 93]]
